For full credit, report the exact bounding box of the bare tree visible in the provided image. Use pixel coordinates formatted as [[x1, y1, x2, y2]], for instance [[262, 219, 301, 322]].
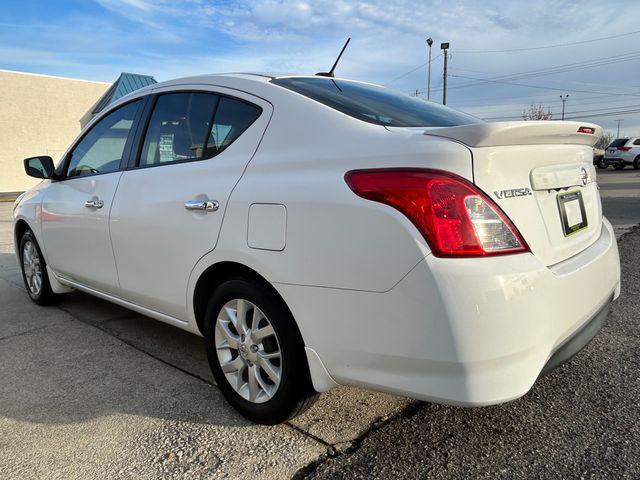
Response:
[[594, 131, 615, 150], [522, 104, 553, 120]]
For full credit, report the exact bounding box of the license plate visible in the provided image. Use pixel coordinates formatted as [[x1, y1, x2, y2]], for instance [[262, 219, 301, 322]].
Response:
[[557, 190, 587, 236]]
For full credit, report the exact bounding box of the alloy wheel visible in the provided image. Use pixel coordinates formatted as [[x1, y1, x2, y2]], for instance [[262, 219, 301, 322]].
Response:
[[22, 240, 42, 296], [214, 298, 282, 403]]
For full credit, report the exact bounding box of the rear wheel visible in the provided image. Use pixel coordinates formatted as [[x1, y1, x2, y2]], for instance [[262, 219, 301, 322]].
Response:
[[203, 278, 317, 424], [596, 159, 607, 169], [634, 156, 640, 170], [19, 230, 64, 305]]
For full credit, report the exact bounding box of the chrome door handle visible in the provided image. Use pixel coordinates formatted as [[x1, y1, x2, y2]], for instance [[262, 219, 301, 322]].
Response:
[[184, 199, 219, 212], [84, 199, 104, 209]]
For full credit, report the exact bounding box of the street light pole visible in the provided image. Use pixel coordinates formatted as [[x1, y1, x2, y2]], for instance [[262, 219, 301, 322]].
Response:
[[560, 94, 569, 120], [615, 119, 623, 137], [441, 42, 449, 105], [426, 37, 433, 101]]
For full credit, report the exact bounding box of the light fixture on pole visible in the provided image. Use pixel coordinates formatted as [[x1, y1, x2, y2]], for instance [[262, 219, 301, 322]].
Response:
[[560, 94, 569, 120], [426, 37, 433, 101]]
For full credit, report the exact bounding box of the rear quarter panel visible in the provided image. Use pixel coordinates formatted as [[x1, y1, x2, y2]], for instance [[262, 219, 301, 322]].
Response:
[[196, 93, 473, 294]]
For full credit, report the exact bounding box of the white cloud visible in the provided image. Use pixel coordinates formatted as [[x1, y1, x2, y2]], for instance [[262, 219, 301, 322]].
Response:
[[2, 0, 639, 134]]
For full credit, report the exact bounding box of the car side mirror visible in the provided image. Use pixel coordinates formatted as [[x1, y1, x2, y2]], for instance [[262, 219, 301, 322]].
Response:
[[24, 156, 55, 179]]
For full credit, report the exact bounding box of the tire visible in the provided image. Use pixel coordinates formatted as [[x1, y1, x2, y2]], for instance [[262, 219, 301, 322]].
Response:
[[596, 159, 607, 169], [613, 164, 625, 170], [634, 156, 640, 170], [19, 229, 65, 305], [203, 278, 317, 424]]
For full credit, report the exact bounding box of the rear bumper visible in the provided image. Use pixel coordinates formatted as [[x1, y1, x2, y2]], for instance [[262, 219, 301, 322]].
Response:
[[541, 294, 611, 374], [279, 219, 621, 405], [603, 157, 631, 165]]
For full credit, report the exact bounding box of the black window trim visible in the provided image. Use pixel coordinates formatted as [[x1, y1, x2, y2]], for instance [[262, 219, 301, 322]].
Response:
[[55, 96, 148, 182], [128, 89, 264, 171]]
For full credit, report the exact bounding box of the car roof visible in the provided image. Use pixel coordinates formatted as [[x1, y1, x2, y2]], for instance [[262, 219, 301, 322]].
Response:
[[151, 72, 381, 90]]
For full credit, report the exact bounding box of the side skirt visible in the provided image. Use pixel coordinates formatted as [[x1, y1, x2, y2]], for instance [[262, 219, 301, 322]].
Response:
[[54, 273, 197, 334]]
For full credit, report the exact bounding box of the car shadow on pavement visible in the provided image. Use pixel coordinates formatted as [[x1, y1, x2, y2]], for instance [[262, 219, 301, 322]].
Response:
[[0, 251, 253, 429]]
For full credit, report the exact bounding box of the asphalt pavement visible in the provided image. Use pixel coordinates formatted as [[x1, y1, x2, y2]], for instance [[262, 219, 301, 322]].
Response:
[[598, 168, 640, 238], [0, 168, 638, 479]]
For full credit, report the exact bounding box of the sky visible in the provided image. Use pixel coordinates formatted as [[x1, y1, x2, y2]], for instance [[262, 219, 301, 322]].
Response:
[[2, 0, 640, 135]]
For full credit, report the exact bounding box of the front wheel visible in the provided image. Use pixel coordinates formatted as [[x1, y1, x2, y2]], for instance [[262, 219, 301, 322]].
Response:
[[634, 156, 640, 170], [203, 278, 317, 424], [19, 230, 65, 305], [596, 159, 607, 169]]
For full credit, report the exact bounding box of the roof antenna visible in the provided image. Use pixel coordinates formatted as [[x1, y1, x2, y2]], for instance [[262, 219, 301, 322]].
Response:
[[316, 37, 351, 77]]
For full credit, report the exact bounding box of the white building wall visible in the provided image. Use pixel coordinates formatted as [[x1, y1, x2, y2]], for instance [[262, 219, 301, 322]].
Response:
[[0, 70, 109, 193]]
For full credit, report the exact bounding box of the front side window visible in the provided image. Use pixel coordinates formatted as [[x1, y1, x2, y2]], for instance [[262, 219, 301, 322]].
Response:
[[270, 77, 481, 128], [66, 100, 141, 178]]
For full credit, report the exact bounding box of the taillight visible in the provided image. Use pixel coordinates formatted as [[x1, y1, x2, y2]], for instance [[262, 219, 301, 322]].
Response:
[[618, 146, 632, 151], [577, 126, 595, 134], [344, 168, 529, 258]]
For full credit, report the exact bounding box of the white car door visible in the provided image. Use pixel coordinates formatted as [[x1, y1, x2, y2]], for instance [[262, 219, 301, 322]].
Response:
[[109, 87, 272, 319], [41, 99, 143, 293]]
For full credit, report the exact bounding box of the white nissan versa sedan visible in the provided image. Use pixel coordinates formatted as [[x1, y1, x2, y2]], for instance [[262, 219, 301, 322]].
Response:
[[14, 74, 621, 424]]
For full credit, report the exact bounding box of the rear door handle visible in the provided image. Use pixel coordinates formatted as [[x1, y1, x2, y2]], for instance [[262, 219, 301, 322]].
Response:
[[184, 199, 219, 212], [84, 199, 104, 209]]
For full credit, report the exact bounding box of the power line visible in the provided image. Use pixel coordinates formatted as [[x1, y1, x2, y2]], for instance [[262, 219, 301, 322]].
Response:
[[483, 108, 640, 121], [451, 66, 640, 92], [383, 53, 442, 86], [453, 29, 640, 53], [462, 95, 637, 114], [442, 51, 640, 91], [564, 109, 640, 120], [482, 103, 640, 120], [446, 74, 640, 98], [449, 91, 615, 108]]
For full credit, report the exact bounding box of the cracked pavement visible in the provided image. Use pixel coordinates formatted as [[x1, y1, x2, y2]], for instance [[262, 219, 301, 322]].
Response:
[[0, 168, 638, 479]]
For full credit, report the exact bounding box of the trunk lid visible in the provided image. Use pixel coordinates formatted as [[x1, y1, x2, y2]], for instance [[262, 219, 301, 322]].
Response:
[[424, 121, 603, 266]]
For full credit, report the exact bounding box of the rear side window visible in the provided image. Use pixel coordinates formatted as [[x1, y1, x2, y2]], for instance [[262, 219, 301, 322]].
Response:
[[270, 77, 481, 128], [609, 138, 629, 148], [204, 97, 262, 158], [633, 139, 640, 146], [139, 92, 262, 167], [140, 93, 219, 166]]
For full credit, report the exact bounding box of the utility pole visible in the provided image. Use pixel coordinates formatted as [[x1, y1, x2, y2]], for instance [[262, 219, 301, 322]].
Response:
[[560, 94, 569, 120], [615, 119, 624, 137], [441, 42, 449, 105], [426, 37, 433, 100]]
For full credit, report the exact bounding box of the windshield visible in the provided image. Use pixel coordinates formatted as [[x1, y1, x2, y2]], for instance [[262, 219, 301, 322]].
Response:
[[271, 77, 482, 128]]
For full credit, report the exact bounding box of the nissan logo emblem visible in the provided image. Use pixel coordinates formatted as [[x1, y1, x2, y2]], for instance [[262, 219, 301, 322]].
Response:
[[580, 167, 588, 186]]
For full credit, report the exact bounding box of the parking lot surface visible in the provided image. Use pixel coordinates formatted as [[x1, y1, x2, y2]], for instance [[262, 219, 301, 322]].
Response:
[[0, 169, 639, 479]]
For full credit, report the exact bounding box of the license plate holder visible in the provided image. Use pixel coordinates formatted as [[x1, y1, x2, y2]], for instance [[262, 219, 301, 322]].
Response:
[[557, 190, 587, 236]]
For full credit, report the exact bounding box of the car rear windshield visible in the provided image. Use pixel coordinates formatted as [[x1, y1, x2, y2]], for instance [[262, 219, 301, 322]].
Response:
[[270, 77, 482, 128], [609, 138, 629, 147]]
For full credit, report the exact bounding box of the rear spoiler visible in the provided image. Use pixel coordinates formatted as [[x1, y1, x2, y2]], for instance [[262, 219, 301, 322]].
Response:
[[424, 121, 602, 148]]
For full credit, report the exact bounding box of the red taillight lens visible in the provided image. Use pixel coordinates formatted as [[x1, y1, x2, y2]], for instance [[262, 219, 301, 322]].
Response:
[[577, 126, 595, 134], [618, 146, 632, 151], [344, 168, 529, 258]]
